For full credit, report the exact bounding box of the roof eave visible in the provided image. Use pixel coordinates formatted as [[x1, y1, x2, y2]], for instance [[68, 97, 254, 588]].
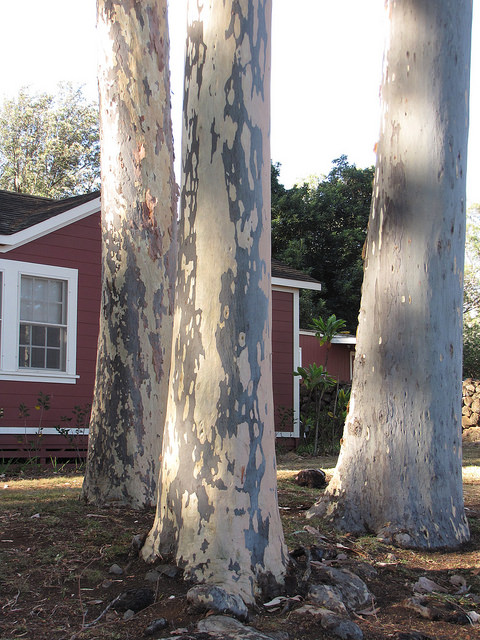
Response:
[[0, 196, 101, 253], [272, 276, 322, 291]]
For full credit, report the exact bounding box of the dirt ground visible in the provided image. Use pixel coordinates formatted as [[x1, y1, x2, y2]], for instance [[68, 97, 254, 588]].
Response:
[[0, 443, 479, 640]]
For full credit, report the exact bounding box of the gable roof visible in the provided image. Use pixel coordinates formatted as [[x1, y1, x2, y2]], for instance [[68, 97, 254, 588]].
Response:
[[0, 190, 100, 235], [0, 190, 101, 253], [0, 190, 321, 291], [271, 258, 321, 291]]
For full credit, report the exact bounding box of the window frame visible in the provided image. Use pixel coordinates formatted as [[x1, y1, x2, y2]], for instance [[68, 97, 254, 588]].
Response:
[[0, 259, 78, 384]]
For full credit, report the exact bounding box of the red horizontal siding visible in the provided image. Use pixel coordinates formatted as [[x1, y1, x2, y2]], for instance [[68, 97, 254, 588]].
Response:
[[272, 290, 294, 432], [0, 213, 101, 441], [1, 209, 300, 451], [299, 334, 354, 383]]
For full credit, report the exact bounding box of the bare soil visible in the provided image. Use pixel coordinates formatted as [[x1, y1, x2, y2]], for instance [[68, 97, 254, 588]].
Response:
[[0, 444, 479, 640]]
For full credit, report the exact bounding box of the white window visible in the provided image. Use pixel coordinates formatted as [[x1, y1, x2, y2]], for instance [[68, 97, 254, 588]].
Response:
[[0, 259, 78, 383]]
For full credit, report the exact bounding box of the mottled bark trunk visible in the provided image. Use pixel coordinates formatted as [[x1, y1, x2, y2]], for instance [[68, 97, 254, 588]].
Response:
[[308, 0, 472, 549], [82, 0, 177, 508], [142, 0, 287, 604]]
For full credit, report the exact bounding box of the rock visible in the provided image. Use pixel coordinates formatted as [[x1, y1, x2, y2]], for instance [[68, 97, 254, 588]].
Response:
[[397, 633, 435, 640], [108, 563, 123, 576], [308, 584, 348, 615], [123, 609, 135, 620], [446, 611, 472, 625], [157, 563, 180, 578], [145, 570, 160, 583], [413, 576, 448, 594], [311, 566, 373, 611], [295, 469, 327, 488], [187, 585, 248, 621], [291, 604, 325, 619], [197, 615, 278, 639], [131, 533, 147, 552], [404, 597, 439, 620], [145, 618, 169, 635], [320, 611, 364, 640], [463, 426, 480, 442], [376, 524, 413, 548], [116, 587, 154, 612]]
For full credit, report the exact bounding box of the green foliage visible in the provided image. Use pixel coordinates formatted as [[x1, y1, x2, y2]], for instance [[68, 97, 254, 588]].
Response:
[[311, 314, 347, 346], [0, 83, 100, 197], [294, 363, 337, 456], [329, 386, 351, 422], [272, 156, 374, 331], [294, 363, 336, 393], [464, 321, 480, 379], [463, 207, 480, 378]]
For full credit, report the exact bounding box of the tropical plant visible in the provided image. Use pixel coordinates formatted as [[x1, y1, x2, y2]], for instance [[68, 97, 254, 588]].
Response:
[[294, 363, 337, 455]]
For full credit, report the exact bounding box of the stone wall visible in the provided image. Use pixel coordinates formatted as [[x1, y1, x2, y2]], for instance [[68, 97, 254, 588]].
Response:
[[462, 378, 480, 442]]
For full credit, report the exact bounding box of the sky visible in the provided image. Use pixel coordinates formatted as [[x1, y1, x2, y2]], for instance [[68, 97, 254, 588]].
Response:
[[0, 0, 479, 204]]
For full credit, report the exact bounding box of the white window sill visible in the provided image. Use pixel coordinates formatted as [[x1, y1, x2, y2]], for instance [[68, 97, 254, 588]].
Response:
[[0, 427, 89, 435], [0, 370, 79, 384]]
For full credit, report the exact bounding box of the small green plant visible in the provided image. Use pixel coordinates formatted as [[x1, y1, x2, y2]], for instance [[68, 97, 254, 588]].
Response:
[[13, 393, 89, 467], [17, 393, 51, 462], [294, 363, 337, 455], [54, 402, 91, 463], [328, 385, 351, 453]]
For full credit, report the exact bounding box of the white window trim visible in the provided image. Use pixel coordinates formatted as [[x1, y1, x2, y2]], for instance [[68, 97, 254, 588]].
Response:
[[0, 259, 78, 384]]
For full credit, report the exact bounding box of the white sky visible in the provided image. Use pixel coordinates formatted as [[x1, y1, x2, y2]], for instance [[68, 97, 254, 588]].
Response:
[[0, 0, 479, 204]]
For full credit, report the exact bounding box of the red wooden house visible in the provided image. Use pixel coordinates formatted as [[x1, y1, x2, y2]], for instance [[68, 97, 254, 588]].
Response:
[[0, 190, 353, 460]]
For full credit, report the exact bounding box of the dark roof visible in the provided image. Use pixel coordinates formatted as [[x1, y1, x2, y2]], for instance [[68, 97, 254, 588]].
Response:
[[0, 190, 100, 235], [0, 191, 320, 287], [271, 258, 320, 285]]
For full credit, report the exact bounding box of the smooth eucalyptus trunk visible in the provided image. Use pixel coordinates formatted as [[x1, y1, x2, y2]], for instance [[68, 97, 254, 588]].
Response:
[[82, 0, 177, 508], [142, 0, 287, 604], [308, 0, 472, 549]]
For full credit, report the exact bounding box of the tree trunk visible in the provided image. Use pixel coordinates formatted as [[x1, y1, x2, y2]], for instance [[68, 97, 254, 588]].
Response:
[[308, 0, 472, 549], [142, 0, 287, 604], [82, 0, 177, 508]]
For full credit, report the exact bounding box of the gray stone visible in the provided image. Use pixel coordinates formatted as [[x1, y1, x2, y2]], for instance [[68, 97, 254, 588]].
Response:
[[308, 584, 348, 615], [123, 609, 135, 621], [116, 587, 154, 612], [312, 566, 372, 611], [145, 570, 161, 583], [295, 469, 327, 488], [157, 563, 180, 578], [320, 612, 364, 640], [131, 533, 147, 552], [197, 615, 277, 639], [291, 606, 363, 640], [145, 618, 168, 635], [187, 585, 248, 621], [108, 563, 123, 575]]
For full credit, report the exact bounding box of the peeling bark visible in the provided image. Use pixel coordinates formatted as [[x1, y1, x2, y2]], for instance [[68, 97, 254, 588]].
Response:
[[142, 0, 287, 604], [308, 0, 472, 549], [82, 0, 177, 508]]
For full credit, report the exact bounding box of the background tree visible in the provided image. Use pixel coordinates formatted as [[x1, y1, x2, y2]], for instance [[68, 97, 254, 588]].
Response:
[[142, 0, 288, 605], [82, 0, 177, 508], [464, 206, 480, 378], [271, 157, 373, 330], [308, 0, 472, 549], [0, 84, 100, 197]]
